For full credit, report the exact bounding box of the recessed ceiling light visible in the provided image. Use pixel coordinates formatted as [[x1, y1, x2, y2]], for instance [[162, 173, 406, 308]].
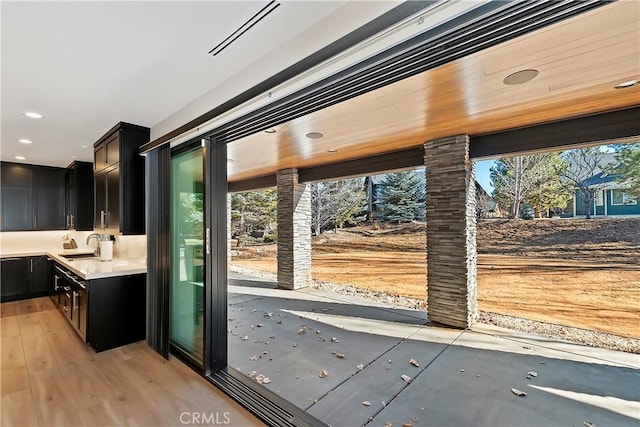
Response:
[[264, 128, 276, 134], [24, 111, 44, 119], [306, 132, 324, 139], [503, 69, 539, 85], [327, 148, 338, 153], [614, 79, 640, 89], [18, 138, 32, 144], [15, 156, 27, 160]]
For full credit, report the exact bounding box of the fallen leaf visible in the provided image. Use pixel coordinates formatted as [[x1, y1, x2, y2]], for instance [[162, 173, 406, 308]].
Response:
[[527, 371, 538, 377], [256, 323, 264, 328], [255, 374, 265, 383], [356, 364, 364, 371], [522, 346, 531, 350], [460, 369, 465, 373], [336, 354, 345, 359], [263, 351, 269, 355], [409, 358, 420, 367], [249, 355, 259, 361], [247, 371, 257, 378], [331, 337, 339, 342], [362, 401, 371, 406], [384, 423, 392, 427], [319, 369, 328, 378], [331, 351, 337, 355], [261, 377, 272, 384], [401, 374, 411, 383], [241, 335, 249, 341], [298, 326, 307, 334], [316, 329, 321, 334], [583, 422, 594, 427], [263, 312, 273, 317], [276, 320, 283, 324], [293, 343, 297, 347], [511, 388, 527, 397], [401, 424, 413, 427]]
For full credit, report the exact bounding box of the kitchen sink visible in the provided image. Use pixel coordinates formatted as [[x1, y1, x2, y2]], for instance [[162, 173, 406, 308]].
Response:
[[60, 253, 97, 260]]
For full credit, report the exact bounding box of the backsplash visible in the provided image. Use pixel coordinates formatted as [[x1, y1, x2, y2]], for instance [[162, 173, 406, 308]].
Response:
[[0, 230, 146, 259]]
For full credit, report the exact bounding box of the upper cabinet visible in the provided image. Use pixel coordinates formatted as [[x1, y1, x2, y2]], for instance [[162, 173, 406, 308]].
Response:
[[1, 162, 66, 231], [65, 161, 94, 231], [93, 122, 149, 235]]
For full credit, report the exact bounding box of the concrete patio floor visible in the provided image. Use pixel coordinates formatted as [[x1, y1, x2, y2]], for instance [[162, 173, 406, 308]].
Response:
[[227, 272, 640, 427]]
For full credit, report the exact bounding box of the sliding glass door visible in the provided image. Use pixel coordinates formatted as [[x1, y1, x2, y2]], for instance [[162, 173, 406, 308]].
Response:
[[170, 146, 205, 366]]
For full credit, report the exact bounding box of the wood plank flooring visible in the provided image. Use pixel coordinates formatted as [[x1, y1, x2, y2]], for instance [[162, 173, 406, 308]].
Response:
[[0, 297, 263, 427]]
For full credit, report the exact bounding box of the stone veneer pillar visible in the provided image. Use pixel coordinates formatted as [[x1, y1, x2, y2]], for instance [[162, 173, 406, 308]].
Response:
[[277, 168, 311, 289], [424, 135, 478, 328]]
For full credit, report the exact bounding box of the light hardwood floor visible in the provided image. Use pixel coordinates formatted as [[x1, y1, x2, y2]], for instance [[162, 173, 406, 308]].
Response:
[[0, 297, 263, 427]]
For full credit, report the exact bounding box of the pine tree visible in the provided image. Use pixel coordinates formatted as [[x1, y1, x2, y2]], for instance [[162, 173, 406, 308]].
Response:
[[230, 188, 277, 237], [376, 171, 425, 223], [612, 143, 640, 198], [491, 153, 569, 218]]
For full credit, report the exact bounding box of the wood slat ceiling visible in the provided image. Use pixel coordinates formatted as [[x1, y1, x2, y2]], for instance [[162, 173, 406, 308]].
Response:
[[227, 1, 640, 182]]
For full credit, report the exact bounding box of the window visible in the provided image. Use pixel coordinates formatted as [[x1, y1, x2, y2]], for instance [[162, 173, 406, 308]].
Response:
[[596, 190, 604, 206], [611, 189, 637, 205]]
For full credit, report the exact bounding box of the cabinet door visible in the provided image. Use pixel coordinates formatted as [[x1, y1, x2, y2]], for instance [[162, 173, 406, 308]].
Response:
[[28, 256, 49, 295], [1, 258, 28, 301], [94, 144, 106, 172], [34, 168, 65, 188], [106, 167, 120, 230], [1, 163, 33, 186], [95, 172, 107, 228], [105, 132, 120, 166], [35, 187, 65, 230], [1, 187, 33, 231]]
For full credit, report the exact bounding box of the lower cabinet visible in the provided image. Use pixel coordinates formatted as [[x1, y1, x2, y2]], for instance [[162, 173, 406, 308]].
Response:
[[1, 255, 49, 302], [51, 262, 146, 352]]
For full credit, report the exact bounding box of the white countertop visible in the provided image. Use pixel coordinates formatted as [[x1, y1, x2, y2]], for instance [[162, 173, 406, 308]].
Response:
[[2, 250, 147, 280]]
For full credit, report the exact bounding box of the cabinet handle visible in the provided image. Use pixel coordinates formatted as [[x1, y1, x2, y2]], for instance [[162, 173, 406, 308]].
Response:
[[34, 215, 37, 228], [54, 275, 60, 291], [70, 215, 74, 229], [30, 259, 33, 273], [100, 211, 105, 228], [73, 292, 78, 311]]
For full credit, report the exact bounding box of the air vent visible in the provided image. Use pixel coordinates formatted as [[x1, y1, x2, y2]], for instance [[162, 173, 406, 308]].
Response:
[[209, 1, 281, 56]]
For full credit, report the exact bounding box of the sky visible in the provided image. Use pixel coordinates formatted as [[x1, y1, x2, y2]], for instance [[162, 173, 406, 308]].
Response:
[[475, 160, 495, 195]]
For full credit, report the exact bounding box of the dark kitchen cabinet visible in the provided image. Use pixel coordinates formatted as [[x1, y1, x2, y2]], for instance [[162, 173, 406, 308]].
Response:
[[0, 257, 28, 301], [1, 187, 33, 231], [1, 255, 49, 302], [0, 162, 66, 231], [52, 261, 146, 352], [35, 187, 65, 230], [65, 161, 94, 231], [93, 122, 148, 234]]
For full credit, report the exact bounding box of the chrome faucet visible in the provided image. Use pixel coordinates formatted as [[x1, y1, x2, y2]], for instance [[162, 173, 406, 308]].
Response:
[[86, 233, 102, 256]]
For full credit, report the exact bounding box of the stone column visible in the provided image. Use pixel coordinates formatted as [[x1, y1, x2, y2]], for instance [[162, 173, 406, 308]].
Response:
[[277, 169, 311, 289], [424, 135, 477, 328]]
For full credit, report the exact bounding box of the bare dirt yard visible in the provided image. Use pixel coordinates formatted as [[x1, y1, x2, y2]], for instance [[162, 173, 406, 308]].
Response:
[[232, 218, 640, 339]]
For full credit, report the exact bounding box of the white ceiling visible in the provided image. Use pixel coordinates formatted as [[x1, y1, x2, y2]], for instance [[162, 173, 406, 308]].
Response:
[[1, 1, 399, 168]]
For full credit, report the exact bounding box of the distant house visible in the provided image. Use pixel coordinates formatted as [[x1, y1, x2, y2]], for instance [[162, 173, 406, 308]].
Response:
[[573, 172, 640, 217]]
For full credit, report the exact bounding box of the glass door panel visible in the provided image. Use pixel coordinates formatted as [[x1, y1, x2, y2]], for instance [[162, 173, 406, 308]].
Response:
[[171, 147, 204, 365]]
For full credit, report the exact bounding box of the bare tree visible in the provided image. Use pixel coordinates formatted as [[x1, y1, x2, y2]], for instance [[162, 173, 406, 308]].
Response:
[[558, 148, 610, 219], [311, 178, 365, 235]]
